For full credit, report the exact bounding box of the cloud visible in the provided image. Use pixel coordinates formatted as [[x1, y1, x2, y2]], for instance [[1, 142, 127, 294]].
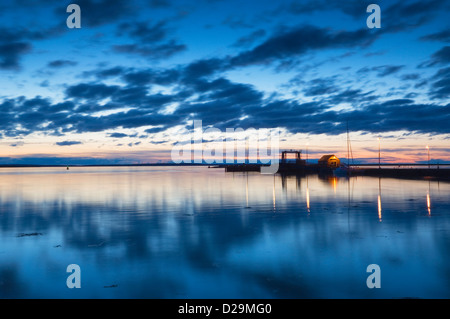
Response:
[[420, 28, 450, 42], [401, 73, 420, 81], [232, 29, 267, 48], [182, 58, 225, 80], [175, 77, 264, 128], [1, 71, 450, 141], [0, 26, 56, 44], [64, 0, 133, 26], [382, 0, 447, 31], [89, 58, 225, 88], [429, 67, 450, 100], [337, 100, 450, 134], [65, 83, 120, 100], [10, 142, 24, 147], [428, 46, 450, 66], [89, 58, 225, 89], [47, 60, 78, 68], [285, 0, 371, 18], [358, 65, 404, 77], [326, 88, 378, 106], [149, 140, 168, 145], [85, 66, 125, 79], [229, 25, 377, 68], [243, 98, 450, 136], [64, 109, 181, 134], [419, 46, 450, 68], [149, 0, 171, 8], [117, 21, 169, 43], [222, 15, 254, 29], [0, 42, 31, 69], [122, 68, 180, 86], [283, 0, 448, 33], [112, 41, 186, 59], [0, 24, 65, 69], [128, 142, 141, 147], [373, 65, 405, 77], [85, 66, 180, 86], [112, 20, 186, 60], [302, 77, 340, 96], [65, 80, 180, 114], [108, 132, 129, 138], [55, 141, 83, 146]]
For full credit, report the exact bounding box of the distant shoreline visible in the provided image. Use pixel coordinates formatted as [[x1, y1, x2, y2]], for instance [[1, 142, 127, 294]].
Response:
[[0, 163, 208, 168], [0, 162, 449, 168]]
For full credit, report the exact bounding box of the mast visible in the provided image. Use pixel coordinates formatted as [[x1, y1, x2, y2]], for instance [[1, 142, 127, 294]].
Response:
[[347, 121, 350, 167]]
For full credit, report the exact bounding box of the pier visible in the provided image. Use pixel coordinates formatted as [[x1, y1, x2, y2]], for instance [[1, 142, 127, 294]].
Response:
[[348, 164, 450, 181], [221, 163, 450, 181], [217, 150, 450, 181]]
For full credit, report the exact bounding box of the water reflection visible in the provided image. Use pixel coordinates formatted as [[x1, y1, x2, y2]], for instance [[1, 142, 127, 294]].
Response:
[[306, 176, 310, 214], [272, 175, 276, 211], [378, 178, 382, 222], [0, 167, 449, 298], [245, 172, 250, 209], [331, 177, 338, 194], [427, 181, 431, 217]]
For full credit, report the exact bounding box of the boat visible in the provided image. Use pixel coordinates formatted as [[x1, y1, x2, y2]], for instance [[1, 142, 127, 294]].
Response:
[[334, 163, 351, 176]]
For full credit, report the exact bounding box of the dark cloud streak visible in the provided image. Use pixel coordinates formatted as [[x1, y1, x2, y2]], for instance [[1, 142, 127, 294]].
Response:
[[229, 25, 377, 68], [55, 141, 83, 146]]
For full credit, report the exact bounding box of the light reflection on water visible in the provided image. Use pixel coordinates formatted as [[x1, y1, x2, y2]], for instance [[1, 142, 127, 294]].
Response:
[[0, 166, 449, 298]]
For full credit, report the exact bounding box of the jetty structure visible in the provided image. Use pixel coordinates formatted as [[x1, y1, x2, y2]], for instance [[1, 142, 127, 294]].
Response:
[[220, 149, 311, 173], [217, 150, 450, 181]]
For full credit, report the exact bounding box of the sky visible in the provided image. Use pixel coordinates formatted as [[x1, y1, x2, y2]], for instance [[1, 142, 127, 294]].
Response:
[[0, 0, 449, 165]]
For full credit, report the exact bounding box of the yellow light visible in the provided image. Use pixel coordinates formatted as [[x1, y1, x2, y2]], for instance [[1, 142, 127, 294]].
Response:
[[378, 177, 382, 222], [272, 176, 276, 211], [245, 174, 249, 208], [377, 194, 382, 222], [331, 177, 337, 193], [306, 187, 310, 213]]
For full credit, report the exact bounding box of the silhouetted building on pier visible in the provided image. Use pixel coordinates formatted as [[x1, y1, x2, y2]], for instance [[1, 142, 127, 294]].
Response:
[[281, 150, 306, 165], [318, 155, 340, 168]]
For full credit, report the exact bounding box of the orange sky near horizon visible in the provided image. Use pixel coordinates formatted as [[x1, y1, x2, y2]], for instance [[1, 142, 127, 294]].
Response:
[[1, 130, 448, 164]]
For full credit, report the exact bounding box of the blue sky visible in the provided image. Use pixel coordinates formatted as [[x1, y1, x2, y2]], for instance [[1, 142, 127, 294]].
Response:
[[0, 0, 449, 164]]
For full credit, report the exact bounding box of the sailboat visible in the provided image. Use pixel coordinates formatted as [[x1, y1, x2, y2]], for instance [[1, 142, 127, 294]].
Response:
[[334, 122, 354, 177]]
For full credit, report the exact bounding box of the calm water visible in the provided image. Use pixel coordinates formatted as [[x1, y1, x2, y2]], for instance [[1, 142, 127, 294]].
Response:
[[0, 166, 449, 299]]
